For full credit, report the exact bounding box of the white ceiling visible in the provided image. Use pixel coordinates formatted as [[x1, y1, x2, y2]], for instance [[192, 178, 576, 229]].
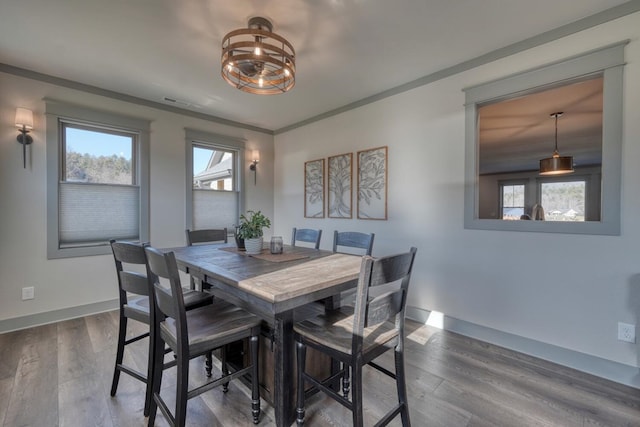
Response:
[[0, 0, 631, 132]]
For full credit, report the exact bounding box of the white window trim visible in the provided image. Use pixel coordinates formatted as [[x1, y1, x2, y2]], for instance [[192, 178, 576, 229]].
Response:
[[46, 100, 150, 258], [184, 129, 246, 232], [463, 41, 626, 235]]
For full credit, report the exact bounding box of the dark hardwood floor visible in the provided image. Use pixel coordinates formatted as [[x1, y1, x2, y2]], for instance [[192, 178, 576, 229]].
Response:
[[0, 311, 639, 426]]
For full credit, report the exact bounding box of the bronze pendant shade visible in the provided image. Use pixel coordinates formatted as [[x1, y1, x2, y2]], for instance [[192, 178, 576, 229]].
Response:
[[540, 112, 574, 176], [221, 17, 295, 95]]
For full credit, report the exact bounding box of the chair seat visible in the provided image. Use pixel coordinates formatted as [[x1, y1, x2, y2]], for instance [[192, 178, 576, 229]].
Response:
[[293, 306, 398, 356], [161, 299, 262, 356], [123, 290, 211, 324], [123, 295, 151, 324]]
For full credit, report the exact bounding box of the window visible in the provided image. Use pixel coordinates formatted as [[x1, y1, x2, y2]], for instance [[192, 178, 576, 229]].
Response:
[[185, 129, 245, 233], [46, 101, 150, 258], [501, 183, 525, 220], [464, 41, 625, 235], [540, 180, 586, 222]]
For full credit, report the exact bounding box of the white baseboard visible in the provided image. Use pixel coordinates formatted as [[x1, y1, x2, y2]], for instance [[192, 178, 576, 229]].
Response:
[[0, 299, 119, 334], [406, 306, 640, 390]]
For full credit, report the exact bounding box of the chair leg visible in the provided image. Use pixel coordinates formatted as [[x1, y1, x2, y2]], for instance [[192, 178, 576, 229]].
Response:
[[296, 340, 307, 426], [148, 332, 165, 426], [221, 346, 229, 392], [351, 360, 364, 427], [143, 322, 155, 416], [206, 351, 213, 378], [395, 346, 411, 427], [175, 350, 190, 427], [250, 334, 261, 424], [110, 313, 127, 396], [341, 362, 350, 398]]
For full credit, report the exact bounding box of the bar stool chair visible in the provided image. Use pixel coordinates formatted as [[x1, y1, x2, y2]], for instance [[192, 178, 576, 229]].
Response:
[[291, 227, 322, 249], [333, 230, 375, 256], [145, 246, 262, 427], [294, 247, 417, 427], [185, 228, 228, 290], [109, 240, 213, 417]]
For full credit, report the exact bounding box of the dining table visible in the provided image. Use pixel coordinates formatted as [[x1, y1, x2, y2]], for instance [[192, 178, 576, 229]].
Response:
[[164, 242, 363, 427]]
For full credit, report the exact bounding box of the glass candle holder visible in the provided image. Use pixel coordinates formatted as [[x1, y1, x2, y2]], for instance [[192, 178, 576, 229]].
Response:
[[270, 236, 283, 254]]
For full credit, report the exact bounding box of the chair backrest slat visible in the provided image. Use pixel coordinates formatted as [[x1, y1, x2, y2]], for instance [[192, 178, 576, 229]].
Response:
[[365, 289, 404, 327], [154, 282, 179, 320], [333, 231, 374, 256], [186, 228, 228, 245], [119, 271, 149, 296], [291, 228, 322, 249], [111, 240, 148, 265], [369, 250, 415, 285]]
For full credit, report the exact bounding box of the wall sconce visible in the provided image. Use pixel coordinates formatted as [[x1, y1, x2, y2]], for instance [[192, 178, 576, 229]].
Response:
[[15, 108, 34, 169], [249, 150, 259, 185]]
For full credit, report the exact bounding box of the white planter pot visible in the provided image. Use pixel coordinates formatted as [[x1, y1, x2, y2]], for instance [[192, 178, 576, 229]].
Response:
[[244, 237, 263, 255]]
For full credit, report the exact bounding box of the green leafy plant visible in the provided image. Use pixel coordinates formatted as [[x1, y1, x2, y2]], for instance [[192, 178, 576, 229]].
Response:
[[237, 210, 271, 239]]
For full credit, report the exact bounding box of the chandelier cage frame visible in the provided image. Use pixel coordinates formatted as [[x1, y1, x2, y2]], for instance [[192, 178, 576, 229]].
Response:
[[221, 17, 296, 95]]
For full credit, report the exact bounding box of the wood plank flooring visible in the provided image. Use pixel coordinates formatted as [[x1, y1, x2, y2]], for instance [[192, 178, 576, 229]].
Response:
[[0, 311, 639, 426]]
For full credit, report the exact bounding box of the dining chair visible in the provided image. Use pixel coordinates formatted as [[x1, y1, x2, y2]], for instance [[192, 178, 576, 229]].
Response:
[[291, 227, 322, 249], [109, 240, 214, 417], [185, 228, 228, 245], [145, 246, 262, 427], [331, 230, 375, 310], [185, 228, 227, 289], [294, 247, 417, 427], [333, 230, 375, 256]]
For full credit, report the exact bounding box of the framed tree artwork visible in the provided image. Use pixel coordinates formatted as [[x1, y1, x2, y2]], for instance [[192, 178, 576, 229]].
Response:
[[357, 146, 387, 220], [328, 153, 352, 218], [304, 158, 325, 218]]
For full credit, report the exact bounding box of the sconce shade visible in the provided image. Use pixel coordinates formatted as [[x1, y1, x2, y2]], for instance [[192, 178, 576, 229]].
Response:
[[252, 149, 260, 163], [539, 112, 573, 176], [15, 108, 34, 130]]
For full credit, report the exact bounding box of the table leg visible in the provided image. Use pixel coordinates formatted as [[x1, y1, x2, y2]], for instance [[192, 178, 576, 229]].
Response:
[[273, 311, 294, 427]]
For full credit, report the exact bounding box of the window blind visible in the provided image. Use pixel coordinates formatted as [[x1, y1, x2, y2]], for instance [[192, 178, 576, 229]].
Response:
[[193, 189, 238, 231], [59, 182, 139, 246]]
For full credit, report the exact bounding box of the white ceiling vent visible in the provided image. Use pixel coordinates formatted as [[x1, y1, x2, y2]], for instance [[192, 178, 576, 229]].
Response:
[[162, 96, 202, 109]]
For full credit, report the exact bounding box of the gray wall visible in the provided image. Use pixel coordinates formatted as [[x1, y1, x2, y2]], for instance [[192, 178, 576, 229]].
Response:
[[0, 73, 275, 329], [273, 12, 640, 384]]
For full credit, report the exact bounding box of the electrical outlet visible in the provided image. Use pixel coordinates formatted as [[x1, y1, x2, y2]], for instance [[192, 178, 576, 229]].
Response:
[[22, 286, 35, 300], [618, 322, 636, 343]]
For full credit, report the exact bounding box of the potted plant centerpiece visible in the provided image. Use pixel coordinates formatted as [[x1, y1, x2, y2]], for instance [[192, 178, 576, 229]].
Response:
[[238, 210, 271, 255]]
